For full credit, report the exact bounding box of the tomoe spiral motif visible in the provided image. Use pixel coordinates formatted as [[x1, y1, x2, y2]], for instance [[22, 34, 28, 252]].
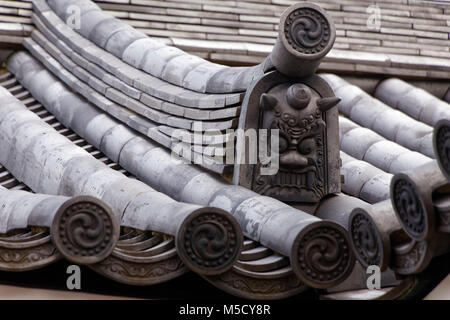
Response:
[[284, 8, 330, 54], [392, 179, 425, 239], [350, 213, 381, 267], [294, 225, 352, 287], [193, 223, 229, 260], [52, 197, 118, 264], [179, 211, 242, 275]]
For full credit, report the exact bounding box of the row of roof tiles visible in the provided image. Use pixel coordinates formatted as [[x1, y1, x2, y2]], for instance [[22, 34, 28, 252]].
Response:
[[0, 0, 448, 298], [0, 0, 450, 79]]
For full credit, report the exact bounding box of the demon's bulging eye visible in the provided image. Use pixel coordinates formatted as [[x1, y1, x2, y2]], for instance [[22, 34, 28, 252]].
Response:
[[298, 137, 315, 155], [279, 136, 288, 153]]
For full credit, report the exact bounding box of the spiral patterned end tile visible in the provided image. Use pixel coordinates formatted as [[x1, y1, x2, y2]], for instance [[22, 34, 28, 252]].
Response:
[[391, 175, 428, 241], [52, 196, 119, 265], [177, 208, 243, 276], [291, 221, 354, 289], [349, 209, 386, 269], [433, 119, 450, 181], [281, 3, 334, 57]]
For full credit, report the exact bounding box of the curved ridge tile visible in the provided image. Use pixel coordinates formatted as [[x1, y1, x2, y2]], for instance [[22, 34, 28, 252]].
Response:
[[25, 25, 239, 170], [47, 0, 100, 23], [106, 28, 147, 59], [45, 0, 259, 94], [79, 10, 111, 40], [20, 42, 231, 172], [32, 6, 243, 108]]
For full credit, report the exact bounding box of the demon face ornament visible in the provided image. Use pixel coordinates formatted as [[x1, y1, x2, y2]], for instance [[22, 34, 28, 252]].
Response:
[[234, 72, 341, 204]]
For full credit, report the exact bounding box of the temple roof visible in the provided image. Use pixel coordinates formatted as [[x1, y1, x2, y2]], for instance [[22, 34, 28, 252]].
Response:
[[0, 0, 448, 300], [1, 0, 450, 79]]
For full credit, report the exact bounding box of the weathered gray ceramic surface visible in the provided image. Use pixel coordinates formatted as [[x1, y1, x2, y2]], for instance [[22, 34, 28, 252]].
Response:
[[0, 69, 244, 275], [32, 0, 340, 181], [0, 78, 187, 228], [45, 0, 335, 95], [390, 160, 449, 242], [32, 2, 245, 108], [375, 78, 450, 127], [2, 0, 450, 299], [349, 199, 403, 271], [14, 0, 450, 292], [323, 74, 435, 158], [341, 151, 392, 204], [0, 76, 309, 296], [0, 74, 196, 285], [339, 116, 433, 174], [4, 0, 450, 82], [28, 10, 241, 174], [315, 193, 370, 229], [0, 185, 59, 234], [8, 51, 355, 289], [46, 0, 260, 94], [23, 34, 232, 173]]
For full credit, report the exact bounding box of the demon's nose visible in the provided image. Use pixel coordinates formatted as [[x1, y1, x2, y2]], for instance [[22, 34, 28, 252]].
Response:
[[280, 150, 308, 169]]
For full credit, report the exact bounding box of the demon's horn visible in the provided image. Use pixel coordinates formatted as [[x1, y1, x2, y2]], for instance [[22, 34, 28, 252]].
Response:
[[260, 93, 278, 110], [317, 97, 340, 112]]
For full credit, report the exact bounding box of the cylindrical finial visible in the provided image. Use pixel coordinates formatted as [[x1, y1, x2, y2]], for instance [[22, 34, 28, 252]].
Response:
[[271, 2, 336, 78], [291, 221, 354, 289], [176, 208, 243, 276], [52, 196, 120, 265]]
